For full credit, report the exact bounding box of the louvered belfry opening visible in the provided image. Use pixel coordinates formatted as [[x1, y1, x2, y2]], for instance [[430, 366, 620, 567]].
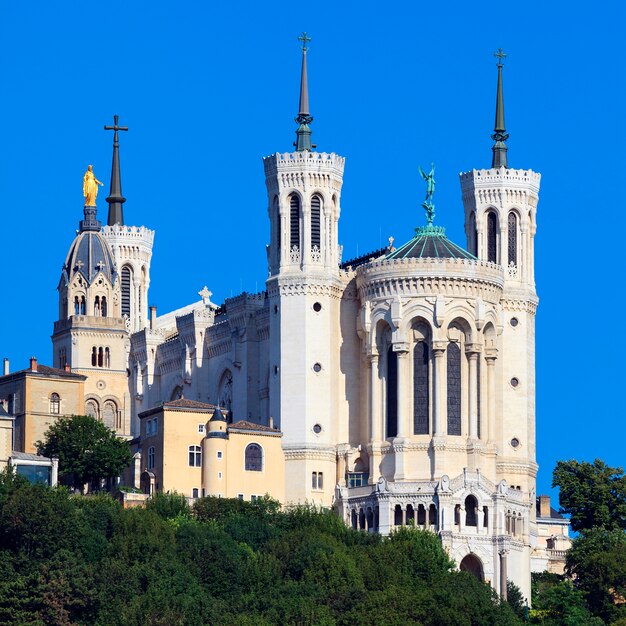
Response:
[[487, 212, 498, 263], [413, 341, 429, 434], [508, 211, 517, 266], [386, 346, 398, 438], [311, 195, 321, 250], [121, 266, 131, 318], [289, 194, 300, 249], [447, 342, 462, 435]]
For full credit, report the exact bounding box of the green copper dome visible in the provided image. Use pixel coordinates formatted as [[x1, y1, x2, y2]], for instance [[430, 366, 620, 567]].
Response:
[[386, 225, 476, 260]]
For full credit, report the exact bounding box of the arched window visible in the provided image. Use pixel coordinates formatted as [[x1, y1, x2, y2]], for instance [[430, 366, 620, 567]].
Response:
[[311, 194, 321, 252], [245, 443, 263, 471], [487, 212, 498, 263], [80, 296, 86, 315], [468, 212, 477, 256], [105, 347, 110, 368], [508, 211, 518, 266], [91, 347, 97, 367], [147, 446, 155, 470], [289, 194, 300, 250], [101, 296, 107, 317], [447, 342, 461, 435], [102, 401, 116, 429], [188, 445, 202, 467], [49, 393, 60, 415], [74, 296, 80, 315], [85, 399, 99, 419], [465, 495, 478, 526], [94, 295, 100, 316], [413, 341, 429, 434], [121, 266, 132, 318], [98, 347, 103, 368], [386, 346, 398, 438]]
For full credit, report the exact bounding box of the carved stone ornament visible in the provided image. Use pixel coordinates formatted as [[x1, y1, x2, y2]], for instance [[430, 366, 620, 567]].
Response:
[[377, 476, 388, 493], [438, 474, 451, 492]]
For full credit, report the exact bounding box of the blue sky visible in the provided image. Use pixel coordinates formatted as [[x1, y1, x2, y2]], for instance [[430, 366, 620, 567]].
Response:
[[1, 1, 624, 497]]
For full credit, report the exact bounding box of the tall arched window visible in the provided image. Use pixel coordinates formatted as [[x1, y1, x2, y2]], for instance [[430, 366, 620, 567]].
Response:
[[80, 296, 86, 315], [98, 347, 103, 368], [102, 401, 116, 429], [508, 211, 518, 266], [85, 399, 99, 420], [487, 212, 498, 263], [105, 347, 111, 368], [74, 296, 80, 315], [413, 341, 429, 434], [121, 266, 132, 318], [289, 195, 300, 250], [101, 296, 107, 317], [245, 443, 263, 471], [386, 346, 398, 438], [94, 295, 101, 316], [447, 342, 461, 435], [311, 194, 321, 252], [147, 446, 155, 470], [465, 495, 478, 526], [469, 212, 477, 256], [91, 347, 97, 367], [49, 393, 60, 415]]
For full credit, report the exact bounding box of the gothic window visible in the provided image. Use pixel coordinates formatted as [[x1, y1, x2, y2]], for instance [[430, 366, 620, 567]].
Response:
[[483, 506, 489, 528], [80, 296, 86, 315], [245, 443, 263, 471], [85, 400, 98, 419], [469, 212, 477, 256], [188, 445, 202, 467], [74, 296, 80, 315], [102, 296, 107, 317], [413, 341, 429, 434], [465, 495, 478, 526], [429, 504, 437, 526], [311, 194, 321, 251], [105, 347, 111, 368], [49, 393, 60, 415], [147, 446, 155, 470], [98, 347, 103, 368], [508, 211, 518, 266], [121, 266, 132, 318], [487, 211, 498, 263], [102, 401, 116, 430], [447, 342, 462, 435], [94, 295, 100, 316], [91, 347, 97, 367], [386, 346, 398, 438], [289, 194, 300, 250]]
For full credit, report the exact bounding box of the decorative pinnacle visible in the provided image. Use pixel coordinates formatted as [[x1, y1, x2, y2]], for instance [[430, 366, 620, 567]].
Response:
[[294, 32, 314, 151], [104, 115, 128, 225], [491, 49, 509, 168]]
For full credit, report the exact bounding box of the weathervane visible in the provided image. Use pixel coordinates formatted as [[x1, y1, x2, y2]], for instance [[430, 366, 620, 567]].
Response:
[[418, 164, 436, 225], [298, 31, 311, 52]]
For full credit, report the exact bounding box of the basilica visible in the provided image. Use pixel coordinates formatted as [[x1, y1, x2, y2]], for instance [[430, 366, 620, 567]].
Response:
[[25, 41, 555, 598]]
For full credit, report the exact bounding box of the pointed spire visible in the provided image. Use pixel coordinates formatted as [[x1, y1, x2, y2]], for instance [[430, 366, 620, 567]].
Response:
[[491, 48, 509, 169], [104, 115, 129, 225], [294, 32, 314, 152]]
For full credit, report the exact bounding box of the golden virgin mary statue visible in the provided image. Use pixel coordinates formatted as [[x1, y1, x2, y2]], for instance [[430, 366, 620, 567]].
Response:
[[83, 165, 103, 207]]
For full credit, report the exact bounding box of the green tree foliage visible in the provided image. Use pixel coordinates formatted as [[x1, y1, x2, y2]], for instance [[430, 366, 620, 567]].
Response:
[[36, 414, 133, 492], [0, 471, 522, 625], [552, 459, 626, 532]]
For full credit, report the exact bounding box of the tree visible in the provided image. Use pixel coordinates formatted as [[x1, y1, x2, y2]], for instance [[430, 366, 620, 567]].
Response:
[[552, 459, 626, 532], [36, 414, 132, 492]]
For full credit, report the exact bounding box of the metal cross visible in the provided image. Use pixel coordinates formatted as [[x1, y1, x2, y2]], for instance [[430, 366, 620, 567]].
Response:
[[104, 114, 128, 144], [494, 48, 507, 66], [298, 32, 311, 52]]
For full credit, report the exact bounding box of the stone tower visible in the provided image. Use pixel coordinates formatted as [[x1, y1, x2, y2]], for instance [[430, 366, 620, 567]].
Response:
[[51, 179, 131, 437], [100, 116, 155, 334], [264, 35, 346, 504]]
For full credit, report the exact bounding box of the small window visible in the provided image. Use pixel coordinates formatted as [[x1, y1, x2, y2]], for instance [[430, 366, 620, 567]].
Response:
[[251, 495, 258, 502], [245, 443, 263, 471], [192, 488, 199, 498], [188, 445, 202, 467], [49, 393, 60, 415], [218, 472, 223, 479], [147, 446, 155, 470], [237, 494, 244, 501], [312, 471, 324, 490], [217, 451, 223, 459], [198, 423, 205, 434]]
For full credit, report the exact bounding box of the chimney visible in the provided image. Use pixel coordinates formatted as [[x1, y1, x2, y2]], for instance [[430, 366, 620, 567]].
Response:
[[64, 363, 71, 373], [3, 358, 8, 376], [30, 357, 38, 373], [150, 305, 157, 330], [539, 495, 551, 518]]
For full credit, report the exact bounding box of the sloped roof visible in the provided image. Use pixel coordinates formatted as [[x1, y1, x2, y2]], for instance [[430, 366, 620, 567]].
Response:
[[229, 420, 281, 435], [0, 364, 86, 382]]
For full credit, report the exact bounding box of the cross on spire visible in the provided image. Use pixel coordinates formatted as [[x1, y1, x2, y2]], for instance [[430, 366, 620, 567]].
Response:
[[104, 115, 128, 226], [298, 32, 311, 52], [104, 115, 128, 143], [494, 47, 507, 67]]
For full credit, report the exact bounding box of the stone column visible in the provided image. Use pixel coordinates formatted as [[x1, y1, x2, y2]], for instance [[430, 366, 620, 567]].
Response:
[[485, 350, 498, 443], [466, 345, 480, 440], [499, 550, 509, 600], [370, 354, 381, 442], [432, 342, 447, 436], [51, 457, 59, 487]]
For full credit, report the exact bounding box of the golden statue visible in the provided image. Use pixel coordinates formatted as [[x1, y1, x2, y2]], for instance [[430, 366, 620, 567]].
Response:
[[83, 165, 103, 207]]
